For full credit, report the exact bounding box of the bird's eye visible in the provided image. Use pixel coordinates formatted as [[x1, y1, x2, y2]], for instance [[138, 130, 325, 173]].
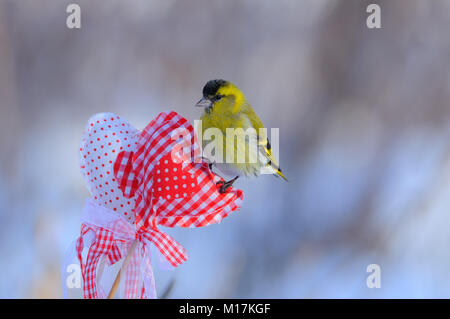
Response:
[[215, 95, 223, 101]]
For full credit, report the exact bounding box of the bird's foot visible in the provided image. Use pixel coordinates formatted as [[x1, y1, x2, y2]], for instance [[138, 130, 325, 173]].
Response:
[[216, 176, 239, 194], [216, 180, 232, 193]]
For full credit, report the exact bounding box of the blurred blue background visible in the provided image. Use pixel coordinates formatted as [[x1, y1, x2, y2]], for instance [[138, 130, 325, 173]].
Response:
[[1, 0, 450, 298]]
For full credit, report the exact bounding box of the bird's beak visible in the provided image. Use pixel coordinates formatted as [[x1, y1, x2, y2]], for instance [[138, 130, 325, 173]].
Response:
[[196, 97, 212, 108]]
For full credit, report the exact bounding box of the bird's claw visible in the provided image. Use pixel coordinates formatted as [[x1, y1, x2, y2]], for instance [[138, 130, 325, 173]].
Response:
[[216, 180, 232, 193]]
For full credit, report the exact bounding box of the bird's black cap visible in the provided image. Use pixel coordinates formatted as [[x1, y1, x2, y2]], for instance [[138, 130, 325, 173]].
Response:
[[203, 79, 227, 97]]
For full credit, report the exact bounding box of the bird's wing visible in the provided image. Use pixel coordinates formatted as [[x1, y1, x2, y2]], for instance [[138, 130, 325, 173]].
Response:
[[243, 106, 288, 181], [242, 104, 269, 148], [242, 106, 277, 163]]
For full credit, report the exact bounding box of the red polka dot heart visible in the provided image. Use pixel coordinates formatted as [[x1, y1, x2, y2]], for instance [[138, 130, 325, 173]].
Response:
[[152, 152, 201, 201]]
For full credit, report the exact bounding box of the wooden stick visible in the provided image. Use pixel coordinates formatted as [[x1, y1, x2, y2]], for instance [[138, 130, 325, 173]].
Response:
[[107, 239, 138, 299]]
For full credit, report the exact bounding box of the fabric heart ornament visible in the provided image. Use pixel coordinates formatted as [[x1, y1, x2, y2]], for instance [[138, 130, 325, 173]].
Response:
[[114, 111, 244, 233], [70, 110, 243, 299], [79, 112, 139, 224]]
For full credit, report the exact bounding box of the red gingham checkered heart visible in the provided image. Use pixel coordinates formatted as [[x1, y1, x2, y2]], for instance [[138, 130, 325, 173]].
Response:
[[113, 111, 243, 260], [76, 111, 243, 299]]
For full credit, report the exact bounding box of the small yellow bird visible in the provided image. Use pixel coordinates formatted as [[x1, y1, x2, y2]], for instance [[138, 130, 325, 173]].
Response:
[[196, 79, 287, 193]]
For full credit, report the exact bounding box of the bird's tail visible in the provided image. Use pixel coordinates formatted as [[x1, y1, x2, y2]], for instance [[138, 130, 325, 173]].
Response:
[[259, 141, 288, 181], [275, 167, 288, 182]]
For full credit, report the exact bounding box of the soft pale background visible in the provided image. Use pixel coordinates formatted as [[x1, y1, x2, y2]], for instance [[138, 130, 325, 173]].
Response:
[[1, 0, 450, 298]]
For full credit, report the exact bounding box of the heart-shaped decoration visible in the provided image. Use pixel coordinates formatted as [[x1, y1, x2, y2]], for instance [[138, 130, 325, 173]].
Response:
[[81, 111, 244, 230], [79, 112, 139, 224], [111, 111, 244, 230]]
